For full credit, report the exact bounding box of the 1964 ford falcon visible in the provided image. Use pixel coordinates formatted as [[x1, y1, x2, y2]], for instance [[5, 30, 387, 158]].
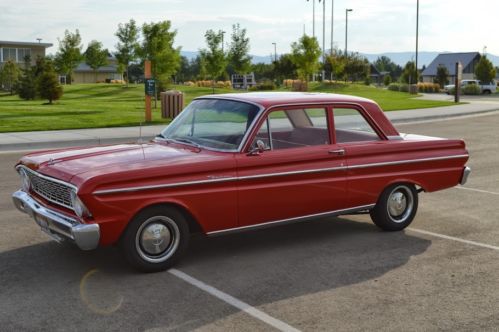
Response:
[[12, 92, 471, 271]]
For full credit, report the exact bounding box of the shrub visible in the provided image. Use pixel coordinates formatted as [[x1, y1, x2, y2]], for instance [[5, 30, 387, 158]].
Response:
[[463, 84, 481, 95], [416, 82, 440, 93], [387, 83, 400, 91], [38, 71, 63, 104], [399, 84, 409, 92], [249, 81, 276, 91]]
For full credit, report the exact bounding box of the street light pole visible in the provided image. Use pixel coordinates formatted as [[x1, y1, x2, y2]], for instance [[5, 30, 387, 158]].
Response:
[[272, 42, 277, 62], [345, 9, 353, 56], [330, 0, 334, 55], [415, 0, 419, 85], [306, 0, 316, 37], [221, 30, 226, 53]]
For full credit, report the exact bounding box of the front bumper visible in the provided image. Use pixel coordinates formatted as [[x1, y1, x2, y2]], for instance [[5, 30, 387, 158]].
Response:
[[460, 166, 471, 185], [12, 190, 100, 250]]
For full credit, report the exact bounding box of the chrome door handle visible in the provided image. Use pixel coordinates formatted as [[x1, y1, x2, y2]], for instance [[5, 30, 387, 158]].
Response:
[[328, 149, 345, 156]]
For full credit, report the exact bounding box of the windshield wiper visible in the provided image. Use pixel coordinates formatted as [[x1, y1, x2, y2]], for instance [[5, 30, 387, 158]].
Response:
[[156, 133, 166, 139], [171, 137, 202, 149]]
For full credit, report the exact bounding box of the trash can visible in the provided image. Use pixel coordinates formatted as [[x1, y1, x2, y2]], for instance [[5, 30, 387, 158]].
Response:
[[160, 90, 184, 119]]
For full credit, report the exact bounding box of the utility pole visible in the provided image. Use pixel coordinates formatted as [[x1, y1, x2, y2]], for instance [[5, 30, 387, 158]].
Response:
[[272, 42, 277, 62], [221, 30, 226, 53], [322, 0, 325, 81]]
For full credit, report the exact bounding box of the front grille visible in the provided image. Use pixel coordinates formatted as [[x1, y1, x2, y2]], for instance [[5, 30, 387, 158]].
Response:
[[23, 168, 74, 210]]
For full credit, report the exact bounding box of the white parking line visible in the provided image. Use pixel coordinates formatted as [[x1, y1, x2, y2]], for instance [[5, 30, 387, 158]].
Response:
[[408, 228, 499, 252], [456, 186, 499, 196], [169, 268, 301, 332]]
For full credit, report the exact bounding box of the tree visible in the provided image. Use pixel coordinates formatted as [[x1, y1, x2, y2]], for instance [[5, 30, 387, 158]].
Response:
[[401, 61, 418, 84], [273, 53, 298, 82], [383, 74, 392, 86], [54, 29, 84, 84], [85, 40, 109, 81], [290, 34, 321, 82], [18, 56, 37, 100], [475, 55, 496, 83], [38, 59, 63, 104], [199, 29, 227, 85], [374, 55, 402, 80], [344, 52, 370, 82], [139, 20, 181, 94], [0, 60, 20, 95], [115, 19, 140, 86], [325, 50, 347, 80], [435, 65, 449, 88], [227, 24, 252, 75]]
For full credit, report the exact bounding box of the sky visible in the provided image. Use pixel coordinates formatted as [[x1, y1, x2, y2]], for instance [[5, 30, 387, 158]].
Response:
[[1, 0, 497, 58]]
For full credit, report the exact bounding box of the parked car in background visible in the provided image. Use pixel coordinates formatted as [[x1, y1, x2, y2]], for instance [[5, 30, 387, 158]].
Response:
[[12, 92, 471, 272], [444, 79, 496, 94]]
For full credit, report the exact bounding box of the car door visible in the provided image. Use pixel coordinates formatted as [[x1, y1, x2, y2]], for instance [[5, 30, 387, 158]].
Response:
[[235, 105, 349, 227]]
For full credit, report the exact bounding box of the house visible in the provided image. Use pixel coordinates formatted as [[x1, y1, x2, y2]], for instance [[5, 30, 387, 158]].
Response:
[[0, 40, 53, 68], [421, 52, 481, 83], [71, 57, 123, 84]]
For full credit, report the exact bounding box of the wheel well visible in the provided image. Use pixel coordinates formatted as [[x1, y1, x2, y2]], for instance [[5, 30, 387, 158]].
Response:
[[133, 203, 204, 235]]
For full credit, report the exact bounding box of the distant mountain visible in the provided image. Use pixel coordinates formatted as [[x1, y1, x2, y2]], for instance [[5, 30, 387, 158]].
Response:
[[181, 50, 499, 67]]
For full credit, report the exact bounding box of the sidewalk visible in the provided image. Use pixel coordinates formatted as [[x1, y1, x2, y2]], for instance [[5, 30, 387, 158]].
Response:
[[1, 100, 498, 152]]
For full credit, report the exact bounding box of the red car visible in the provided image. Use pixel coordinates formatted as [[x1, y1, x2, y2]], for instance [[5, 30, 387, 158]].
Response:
[[12, 92, 470, 271]]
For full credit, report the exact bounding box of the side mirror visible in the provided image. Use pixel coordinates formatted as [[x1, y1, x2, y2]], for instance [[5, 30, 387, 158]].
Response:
[[247, 140, 266, 156]]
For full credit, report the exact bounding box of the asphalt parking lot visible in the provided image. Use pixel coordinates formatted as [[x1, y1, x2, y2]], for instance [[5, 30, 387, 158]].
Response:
[[1, 112, 499, 331]]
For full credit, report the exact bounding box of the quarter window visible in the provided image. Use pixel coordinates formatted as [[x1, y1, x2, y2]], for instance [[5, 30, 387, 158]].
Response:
[[333, 108, 380, 143], [253, 108, 330, 150]]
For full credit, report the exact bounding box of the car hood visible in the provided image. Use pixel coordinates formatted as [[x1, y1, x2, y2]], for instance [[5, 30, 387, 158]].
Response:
[[20, 143, 214, 183]]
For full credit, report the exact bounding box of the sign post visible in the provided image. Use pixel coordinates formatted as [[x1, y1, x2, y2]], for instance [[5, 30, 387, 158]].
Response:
[[454, 62, 462, 103], [144, 60, 153, 122]]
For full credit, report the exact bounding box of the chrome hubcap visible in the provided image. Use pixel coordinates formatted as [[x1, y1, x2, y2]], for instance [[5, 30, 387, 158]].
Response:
[[388, 192, 407, 217], [135, 216, 180, 263], [387, 186, 414, 223], [140, 223, 171, 255]]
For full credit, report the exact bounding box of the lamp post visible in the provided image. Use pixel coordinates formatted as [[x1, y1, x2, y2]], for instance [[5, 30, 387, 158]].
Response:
[[221, 30, 226, 53], [345, 9, 353, 56], [272, 42, 277, 62], [415, 0, 419, 85], [307, 0, 316, 38], [330, 0, 334, 55]]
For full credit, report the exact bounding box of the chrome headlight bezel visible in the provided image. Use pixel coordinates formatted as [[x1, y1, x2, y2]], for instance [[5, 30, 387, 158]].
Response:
[[19, 168, 31, 192], [70, 190, 91, 218]]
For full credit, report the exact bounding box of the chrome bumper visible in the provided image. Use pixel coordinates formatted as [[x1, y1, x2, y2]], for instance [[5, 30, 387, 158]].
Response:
[[460, 166, 471, 185], [12, 190, 100, 250]]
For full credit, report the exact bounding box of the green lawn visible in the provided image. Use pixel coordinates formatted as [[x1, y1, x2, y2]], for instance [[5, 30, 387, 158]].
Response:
[[307, 83, 458, 111], [0, 82, 457, 133]]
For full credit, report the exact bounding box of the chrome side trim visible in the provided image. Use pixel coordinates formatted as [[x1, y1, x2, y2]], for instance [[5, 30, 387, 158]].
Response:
[[207, 204, 376, 236], [93, 154, 469, 195], [460, 166, 471, 185], [348, 154, 469, 170]]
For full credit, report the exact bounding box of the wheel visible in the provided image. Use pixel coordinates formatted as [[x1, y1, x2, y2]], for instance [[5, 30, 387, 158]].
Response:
[[484, 90, 491, 95], [370, 183, 418, 231], [119, 206, 189, 272]]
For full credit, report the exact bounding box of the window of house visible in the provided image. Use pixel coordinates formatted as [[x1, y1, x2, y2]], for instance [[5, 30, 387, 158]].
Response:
[[2, 48, 16, 62], [252, 108, 330, 150], [333, 108, 380, 143], [17, 48, 31, 62]]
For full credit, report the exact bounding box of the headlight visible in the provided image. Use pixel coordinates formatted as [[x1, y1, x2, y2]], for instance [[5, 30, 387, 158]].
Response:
[[19, 168, 31, 192], [70, 190, 91, 218]]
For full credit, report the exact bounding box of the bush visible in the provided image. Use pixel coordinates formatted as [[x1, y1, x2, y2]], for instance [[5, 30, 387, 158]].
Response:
[[417, 82, 440, 93], [383, 75, 392, 86], [399, 84, 409, 92], [38, 71, 63, 104], [387, 83, 400, 91], [249, 81, 276, 91], [463, 84, 481, 95]]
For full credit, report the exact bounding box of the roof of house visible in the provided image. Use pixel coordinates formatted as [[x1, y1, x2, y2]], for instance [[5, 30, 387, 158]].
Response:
[[422, 52, 480, 76], [75, 58, 119, 73], [0, 40, 53, 48]]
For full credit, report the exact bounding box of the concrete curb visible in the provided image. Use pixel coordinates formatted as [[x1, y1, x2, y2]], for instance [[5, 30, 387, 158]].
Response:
[[388, 108, 499, 124]]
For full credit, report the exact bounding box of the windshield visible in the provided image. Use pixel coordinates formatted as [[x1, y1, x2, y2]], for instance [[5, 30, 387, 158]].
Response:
[[160, 99, 261, 151]]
